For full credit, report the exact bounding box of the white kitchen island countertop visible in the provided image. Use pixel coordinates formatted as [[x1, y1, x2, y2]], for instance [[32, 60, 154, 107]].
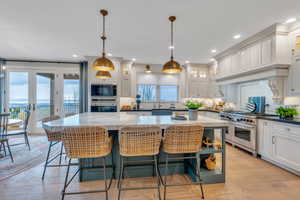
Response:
[[43, 112, 229, 131]]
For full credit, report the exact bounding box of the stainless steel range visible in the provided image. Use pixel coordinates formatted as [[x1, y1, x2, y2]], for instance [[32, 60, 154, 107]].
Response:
[[220, 111, 257, 156]]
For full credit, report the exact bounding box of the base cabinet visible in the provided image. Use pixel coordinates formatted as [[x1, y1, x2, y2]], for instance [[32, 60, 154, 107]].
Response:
[[258, 120, 300, 175]]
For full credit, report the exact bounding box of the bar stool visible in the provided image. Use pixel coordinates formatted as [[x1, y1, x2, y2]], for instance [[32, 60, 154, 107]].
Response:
[[61, 126, 113, 200], [118, 126, 162, 200], [42, 115, 65, 180], [161, 125, 205, 200], [0, 113, 13, 162]]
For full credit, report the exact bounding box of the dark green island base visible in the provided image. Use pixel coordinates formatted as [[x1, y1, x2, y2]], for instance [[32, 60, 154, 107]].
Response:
[[79, 127, 226, 184]]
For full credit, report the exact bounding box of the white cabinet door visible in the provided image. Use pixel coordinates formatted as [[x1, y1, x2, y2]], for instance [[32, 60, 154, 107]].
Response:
[[272, 125, 300, 172], [261, 120, 273, 159], [121, 78, 131, 97], [261, 38, 272, 65], [231, 52, 240, 74], [240, 48, 251, 72], [250, 43, 261, 68], [289, 56, 300, 95]]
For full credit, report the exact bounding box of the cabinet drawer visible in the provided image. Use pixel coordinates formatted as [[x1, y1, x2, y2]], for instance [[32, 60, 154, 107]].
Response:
[[273, 122, 300, 137]]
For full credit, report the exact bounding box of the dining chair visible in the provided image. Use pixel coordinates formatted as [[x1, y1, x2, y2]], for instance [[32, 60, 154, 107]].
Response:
[[6, 110, 31, 150], [160, 124, 205, 200], [0, 113, 14, 162]]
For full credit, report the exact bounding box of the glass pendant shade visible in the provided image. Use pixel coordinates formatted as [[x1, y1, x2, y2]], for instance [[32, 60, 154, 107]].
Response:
[[92, 54, 115, 71], [96, 70, 112, 79]]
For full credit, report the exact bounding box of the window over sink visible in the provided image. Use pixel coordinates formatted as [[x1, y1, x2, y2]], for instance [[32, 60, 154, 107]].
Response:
[[137, 85, 178, 102]]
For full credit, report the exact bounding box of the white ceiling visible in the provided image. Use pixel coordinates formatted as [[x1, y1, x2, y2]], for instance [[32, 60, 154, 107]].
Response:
[[1, 0, 300, 64]]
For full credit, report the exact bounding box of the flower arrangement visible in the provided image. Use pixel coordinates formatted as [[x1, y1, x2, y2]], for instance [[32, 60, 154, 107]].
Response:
[[275, 107, 298, 120]]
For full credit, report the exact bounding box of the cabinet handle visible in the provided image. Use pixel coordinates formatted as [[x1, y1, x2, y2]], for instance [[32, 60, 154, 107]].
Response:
[[286, 128, 290, 132], [272, 136, 276, 144]]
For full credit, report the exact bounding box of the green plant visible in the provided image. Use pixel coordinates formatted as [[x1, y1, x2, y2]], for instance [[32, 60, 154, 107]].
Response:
[[185, 100, 203, 110], [275, 107, 298, 117]]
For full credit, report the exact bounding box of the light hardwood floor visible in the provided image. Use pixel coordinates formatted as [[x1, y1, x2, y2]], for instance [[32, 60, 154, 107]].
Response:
[[0, 145, 299, 200]]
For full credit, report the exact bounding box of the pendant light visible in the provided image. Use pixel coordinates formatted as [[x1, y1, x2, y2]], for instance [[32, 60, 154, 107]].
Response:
[[162, 16, 182, 74], [96, 70, 112, 79], [92, 9, 115, 72], [145, 64, 152, 73]]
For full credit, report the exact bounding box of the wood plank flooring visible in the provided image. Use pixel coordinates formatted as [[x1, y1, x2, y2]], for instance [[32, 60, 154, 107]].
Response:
[[0, 144, 299, 200]]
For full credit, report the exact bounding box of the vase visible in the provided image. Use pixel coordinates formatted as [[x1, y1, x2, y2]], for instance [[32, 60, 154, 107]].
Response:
[[188, 109, 198, 120]]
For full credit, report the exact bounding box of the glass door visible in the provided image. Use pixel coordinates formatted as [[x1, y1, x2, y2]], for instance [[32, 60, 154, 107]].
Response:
[[7, 72, 30, 120], [6, 71, 56, 133]]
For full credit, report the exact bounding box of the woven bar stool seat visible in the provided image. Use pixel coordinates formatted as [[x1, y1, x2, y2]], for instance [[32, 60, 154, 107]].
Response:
[[161, 124, 205, 200], [41, 115, 66, 180], [118, 126, 162, 200], [60, 126, 114, 200]]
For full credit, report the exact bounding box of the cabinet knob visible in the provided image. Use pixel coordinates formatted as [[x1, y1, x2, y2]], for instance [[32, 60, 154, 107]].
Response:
[[286, 128, 290, 131]]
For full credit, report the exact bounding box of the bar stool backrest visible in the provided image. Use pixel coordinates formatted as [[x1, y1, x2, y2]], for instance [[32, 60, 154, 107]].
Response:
[[119, 126, 162, 157], [42, 115, 62, 142], [163, 125, 204, 154], [61, 126, 112, 159], [0, 113, 10, 136]]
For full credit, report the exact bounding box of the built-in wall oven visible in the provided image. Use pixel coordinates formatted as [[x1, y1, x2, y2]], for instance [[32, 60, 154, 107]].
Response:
[[90, 84, 118, 112]]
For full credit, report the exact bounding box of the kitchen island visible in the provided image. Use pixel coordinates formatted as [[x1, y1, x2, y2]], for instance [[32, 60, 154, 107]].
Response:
[[43, 112, 229, 184]]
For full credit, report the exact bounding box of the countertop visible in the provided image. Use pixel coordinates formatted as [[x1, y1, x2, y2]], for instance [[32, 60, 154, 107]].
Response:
[[43, 112, 229, 131], [120, 109, 220, 113], [257, 116, 300, 126]]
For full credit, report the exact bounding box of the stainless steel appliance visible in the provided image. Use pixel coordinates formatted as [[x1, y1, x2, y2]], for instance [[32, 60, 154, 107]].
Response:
[[220, 111, 257, 156], [91, 97, 117, 112], [91, 84, 117, 97]]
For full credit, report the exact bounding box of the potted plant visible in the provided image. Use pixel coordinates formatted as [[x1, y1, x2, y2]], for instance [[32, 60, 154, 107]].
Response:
[[185, 100, 203, 120], [275, 107, 298, 120]]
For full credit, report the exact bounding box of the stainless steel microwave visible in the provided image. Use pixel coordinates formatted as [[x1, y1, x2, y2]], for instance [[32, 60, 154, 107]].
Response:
[[91, 84, 117, 97]]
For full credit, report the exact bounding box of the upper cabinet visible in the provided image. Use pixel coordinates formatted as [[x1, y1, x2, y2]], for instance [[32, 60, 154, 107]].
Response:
[[185, 64, 211, 98], [215, 24, 290, 83]]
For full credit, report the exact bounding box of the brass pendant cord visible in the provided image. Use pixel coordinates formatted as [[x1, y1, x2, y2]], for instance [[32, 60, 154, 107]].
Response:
[[170, 18, 174, 60], [101, 10, 107, 56]]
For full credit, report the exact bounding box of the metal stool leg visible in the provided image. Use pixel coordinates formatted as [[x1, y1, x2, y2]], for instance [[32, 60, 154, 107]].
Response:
[[103, 157, 108, 200], [163, 154, 169, 200], [5, 140, 14, 163], [61, 159, 71, 200], [59, 143, 64, 165], [196, 153, 205, 200], [154, 155, 162, 200], [42, 141, 53, 180], [24, 132, 31, 151], [117, 156, 125, 200]]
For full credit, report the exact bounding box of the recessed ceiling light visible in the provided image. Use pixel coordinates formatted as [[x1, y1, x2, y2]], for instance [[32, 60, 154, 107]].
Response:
[[72, 54, 78, 58], [211, 49, 217, 53], [210, 58, 215, 62], [285, 18, 296, 24], [169, 46, 174, 49], [233, 34, 241, 39], [132, 58, 136, 62], [2, 65, 6, 70], [107, 53, 112, 57], [185, 60, 190, 64]]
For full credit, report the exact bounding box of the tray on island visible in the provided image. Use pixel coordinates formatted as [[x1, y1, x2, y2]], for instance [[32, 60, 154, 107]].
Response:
[[171, 116, 187, 120]]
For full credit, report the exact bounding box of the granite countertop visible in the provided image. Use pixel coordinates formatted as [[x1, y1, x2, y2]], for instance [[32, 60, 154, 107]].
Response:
[[120, 109, 220, 113], [258, 116, 300, 126], [43, 112, 229, 131]]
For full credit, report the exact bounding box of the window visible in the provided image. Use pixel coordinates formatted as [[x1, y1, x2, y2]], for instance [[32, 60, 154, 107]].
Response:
[[137, 85, 178, 102], [138, 85, 156, 102], [63, 74, 80, 115], [159, 85, 178, 102]]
